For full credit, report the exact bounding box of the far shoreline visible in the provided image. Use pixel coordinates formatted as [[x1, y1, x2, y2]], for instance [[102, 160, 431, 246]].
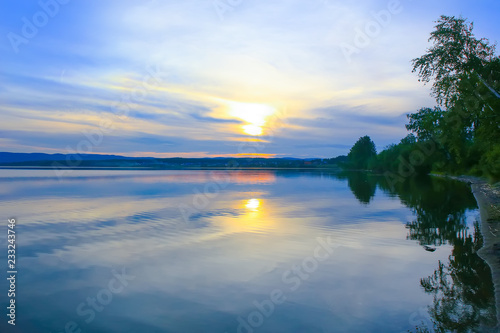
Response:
[[0, 166, 341, 171]]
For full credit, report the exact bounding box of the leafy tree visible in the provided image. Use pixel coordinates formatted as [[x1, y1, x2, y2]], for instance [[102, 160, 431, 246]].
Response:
[[409, 15, 500, 179], [371, 135, 436, 175], [344, 16, 500, 180], [412, 15, 499, 107], [399, 133, 417, 145], [406, 107, 445, 142], [347, 136, 377, 169], [481, 145, 500, 179]]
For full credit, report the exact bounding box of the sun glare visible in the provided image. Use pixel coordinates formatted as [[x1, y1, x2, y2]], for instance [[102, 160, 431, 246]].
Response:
[[245, 198, 261, 211], [243, 125, 263, 136], [227, 101, 276, 136]]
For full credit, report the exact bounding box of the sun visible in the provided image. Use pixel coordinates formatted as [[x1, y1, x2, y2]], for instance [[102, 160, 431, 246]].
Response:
[[242, 125, 263, 136], [227, 101, 276, 136]]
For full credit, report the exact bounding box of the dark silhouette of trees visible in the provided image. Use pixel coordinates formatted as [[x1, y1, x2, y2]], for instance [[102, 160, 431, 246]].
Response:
[[406, 108, 445, 142], [411, 15, 499, 107], [347, 136, 377, 170], [410, 15, 500, 179], [341, 16, 500, 180]]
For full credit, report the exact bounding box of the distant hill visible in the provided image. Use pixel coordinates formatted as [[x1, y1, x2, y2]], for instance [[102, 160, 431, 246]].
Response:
[[0, 152, 345, 169], [0, 152, 145, 164]]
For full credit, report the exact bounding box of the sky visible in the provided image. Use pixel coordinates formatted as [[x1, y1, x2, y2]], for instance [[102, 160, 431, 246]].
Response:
[[1, 0, 499, 158]]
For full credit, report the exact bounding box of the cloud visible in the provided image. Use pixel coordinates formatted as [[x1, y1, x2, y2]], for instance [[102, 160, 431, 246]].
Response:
[[0, 0, 499, 157]]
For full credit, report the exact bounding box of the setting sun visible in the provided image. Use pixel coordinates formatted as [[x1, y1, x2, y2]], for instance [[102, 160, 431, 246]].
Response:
[[242, 125, 263, 136], [227, 101, 276, 136]]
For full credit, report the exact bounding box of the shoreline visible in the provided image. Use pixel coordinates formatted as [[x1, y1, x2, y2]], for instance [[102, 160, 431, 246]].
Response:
[[472, 180, 500, 329], [0, 166, 341, 171]]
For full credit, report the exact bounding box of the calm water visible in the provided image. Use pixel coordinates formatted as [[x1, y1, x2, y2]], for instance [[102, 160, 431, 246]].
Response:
[[0, 169, 496, 333]]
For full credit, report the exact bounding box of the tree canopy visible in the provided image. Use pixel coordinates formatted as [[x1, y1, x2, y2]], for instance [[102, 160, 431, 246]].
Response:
[[408, 16, 500, 178], [343, 15, 500, 180], [347, 136, 377, 170], [412, 15, 499, 107]]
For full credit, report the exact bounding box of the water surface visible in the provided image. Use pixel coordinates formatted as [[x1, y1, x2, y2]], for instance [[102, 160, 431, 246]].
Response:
[[0, 170, 495, 332]]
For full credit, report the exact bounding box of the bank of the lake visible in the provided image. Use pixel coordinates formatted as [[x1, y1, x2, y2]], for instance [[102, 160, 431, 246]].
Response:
[[470, 179, 500, 328]]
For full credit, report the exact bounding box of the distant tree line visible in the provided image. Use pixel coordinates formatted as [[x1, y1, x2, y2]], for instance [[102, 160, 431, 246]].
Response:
[[343, 16, 500, 181]]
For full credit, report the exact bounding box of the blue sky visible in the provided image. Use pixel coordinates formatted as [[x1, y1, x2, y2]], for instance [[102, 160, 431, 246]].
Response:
[[1, 0, 499, 158]]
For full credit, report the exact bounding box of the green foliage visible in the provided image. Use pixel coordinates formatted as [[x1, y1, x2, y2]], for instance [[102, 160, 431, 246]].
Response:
[[410, 15, 500, 178], [360, 16, 500, 179], [480, 144, 500, 181], [399, 133, 417, 145], [339, 16, 499, 179], [347, 136, 377, 170], [406, 107, 445, 142], [411, 15, 497, 108], [368, 135, 435, 176]]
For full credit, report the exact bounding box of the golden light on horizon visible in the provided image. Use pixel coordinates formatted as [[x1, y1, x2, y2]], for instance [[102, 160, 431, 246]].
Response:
[[227, 101, 276, 136]]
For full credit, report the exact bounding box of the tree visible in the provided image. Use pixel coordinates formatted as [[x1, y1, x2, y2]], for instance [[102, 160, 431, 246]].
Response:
[[410, 15, 500, 178], [406, 107, 469, 167], [406, 107, 445, 142], [412, 15, 499, 107], [399, 133, 417, 145], [347, 136, 377, 169]]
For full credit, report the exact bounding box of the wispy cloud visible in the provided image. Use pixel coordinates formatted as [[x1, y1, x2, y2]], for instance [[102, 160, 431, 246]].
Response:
[[1, 0, 499, 157]]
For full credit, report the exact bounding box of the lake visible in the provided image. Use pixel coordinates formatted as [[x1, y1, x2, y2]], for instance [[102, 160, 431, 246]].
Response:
[[0, 169, 496, 333]]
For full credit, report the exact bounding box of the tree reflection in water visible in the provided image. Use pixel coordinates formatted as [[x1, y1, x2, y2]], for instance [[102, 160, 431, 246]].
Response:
[[418, 224, 497, 332], [341, 172, 497, 332], [337, 171, 378, 205]]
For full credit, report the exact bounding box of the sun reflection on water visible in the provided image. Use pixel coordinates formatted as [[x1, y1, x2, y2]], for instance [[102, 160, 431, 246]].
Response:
[[245, 198, 261, 211]]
